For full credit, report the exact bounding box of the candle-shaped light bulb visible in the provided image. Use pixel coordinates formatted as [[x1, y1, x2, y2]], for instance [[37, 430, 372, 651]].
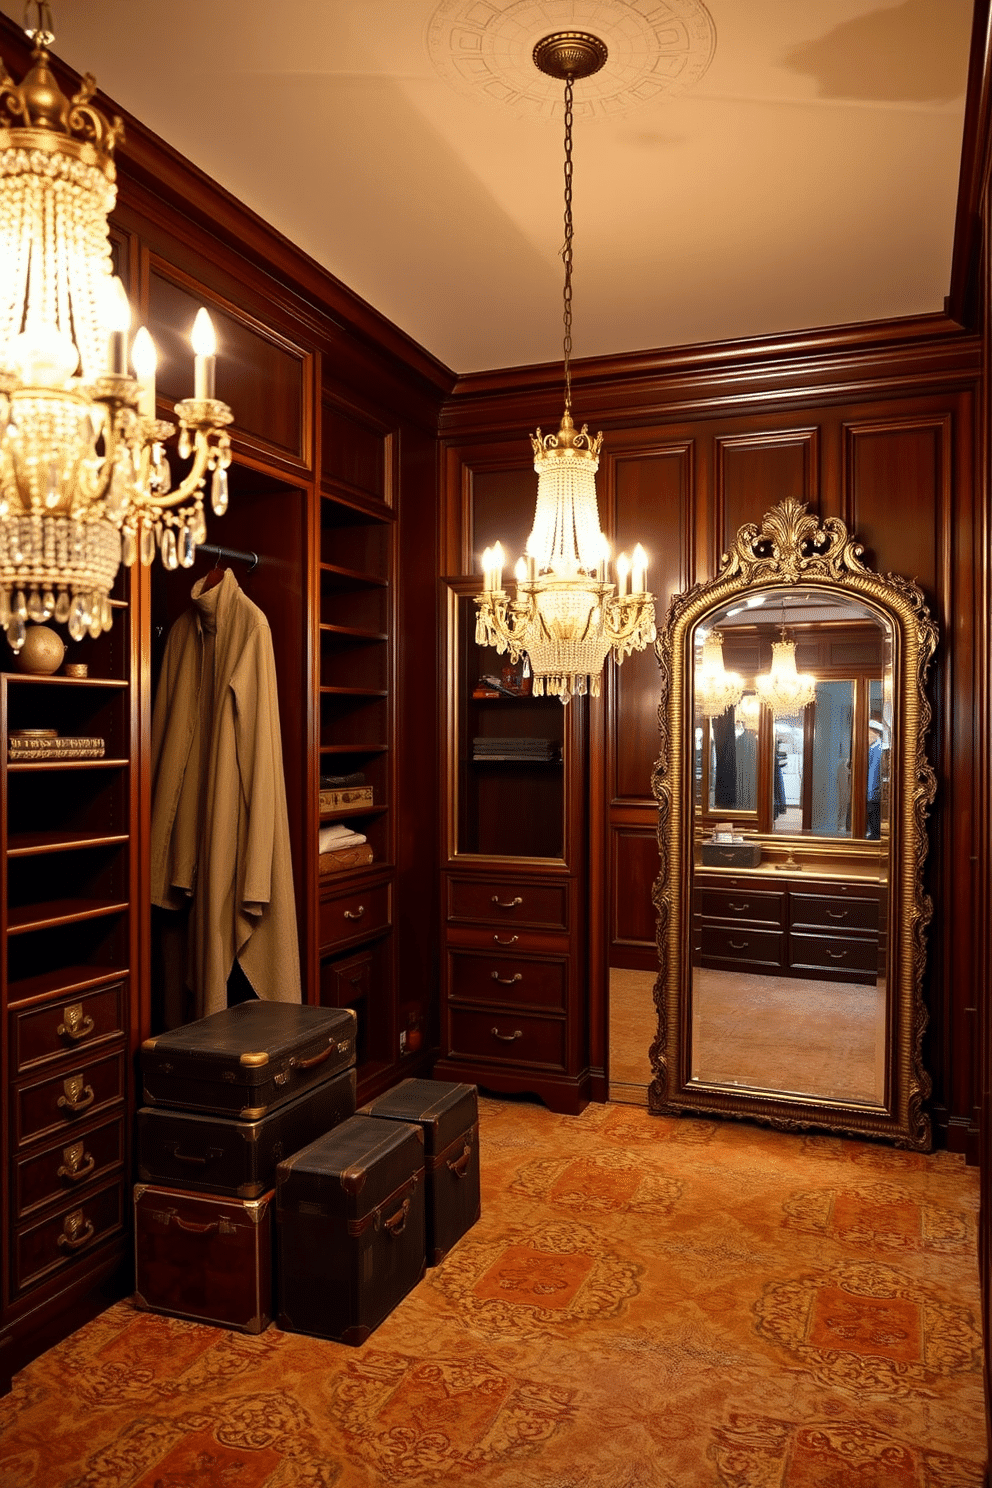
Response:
[[598, 533, 610, 582], [131, 327, 158, 418], [514, 557, 527, 586], [492, 541, 505, 592], [481, 546, 493, 591], [616, 552, 630, 598], [191, 307, 217, 398], [632, 542, 647, 593], [105, 276, 131, 376]]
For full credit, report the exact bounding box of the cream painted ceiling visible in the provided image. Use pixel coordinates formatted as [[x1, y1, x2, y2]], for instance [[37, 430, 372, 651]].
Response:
[[0, 0, 974, 374]]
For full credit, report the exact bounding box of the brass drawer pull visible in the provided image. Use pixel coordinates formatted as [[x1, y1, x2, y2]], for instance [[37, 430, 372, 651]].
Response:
[[728, 940, 748, 950], [826, 949, 847, 960], [494, 934, 519, 946], [491, 972, 523, 985], [57, 1076, 95, 1115], [57, 1209, 95, 1252], [728, 902, 749, 912], [826, 909, 848, 919], [491, 1026, 523, 1042], [447, 1144, 472, 1178], [58, 1004, 95, 1042], [492, 896, 523, 909], [57, 1143, 95, 1183], [343, 905, 366, 920]]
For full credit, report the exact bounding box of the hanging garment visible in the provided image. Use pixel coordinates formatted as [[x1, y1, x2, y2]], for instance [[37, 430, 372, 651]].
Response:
[[151, 568, 302, 1019]]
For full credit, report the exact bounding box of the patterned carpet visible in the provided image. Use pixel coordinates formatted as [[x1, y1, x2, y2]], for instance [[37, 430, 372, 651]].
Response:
[[0, 1096, 984, 1487]]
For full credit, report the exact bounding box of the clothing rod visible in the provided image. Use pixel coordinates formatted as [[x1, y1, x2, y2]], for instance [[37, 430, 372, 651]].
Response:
[[198, 543, 259, 573]]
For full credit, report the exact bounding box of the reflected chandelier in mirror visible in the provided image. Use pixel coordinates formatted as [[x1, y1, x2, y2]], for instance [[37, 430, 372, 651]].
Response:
[[650, 499, 938, 1148]]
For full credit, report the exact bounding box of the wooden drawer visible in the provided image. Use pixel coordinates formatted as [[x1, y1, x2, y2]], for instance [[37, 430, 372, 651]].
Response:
[[699, 888, 784, 927], [447, 877, 568, 931], [699, 924, 783, 970], [790, 932, 879, 977], [449, 950, 566, 1010], [14, 1179, 124, 1296], [15, 1115, 125, 1220], [447, 922, 569, 955], [16, 1049, 126, 1149], [790, 893, 880, 934], [319, 881, 390, 952], [11, 979, 126, 1076], [447, 1007, 566, 1072]]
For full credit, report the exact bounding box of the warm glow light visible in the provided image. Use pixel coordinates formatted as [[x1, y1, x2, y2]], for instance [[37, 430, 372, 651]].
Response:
[[105, 276, 132, 332], [191, 307, 217, 356], [131, 327, 157, 378]]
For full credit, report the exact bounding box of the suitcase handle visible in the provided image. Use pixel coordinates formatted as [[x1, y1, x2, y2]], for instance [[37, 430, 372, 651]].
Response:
[[289, 1039, 345, 1074], [384, 1198, 410, 1237], [171, 1213, 220, 1235], [170, 1145, 223, 1167], [447, 1144, 472, 1178]]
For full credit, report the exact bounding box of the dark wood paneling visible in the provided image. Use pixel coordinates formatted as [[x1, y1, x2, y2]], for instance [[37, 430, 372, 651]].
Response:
[[321, 400, 388, 504], [846, 420, 945, 593], [611, 829, 659, 950], [469, 464, 536, 577], [716, 431, 818, 556]]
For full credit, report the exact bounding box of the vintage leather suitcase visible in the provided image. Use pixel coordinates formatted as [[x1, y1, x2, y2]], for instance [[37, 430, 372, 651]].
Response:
[[276, 1114, 426, 1345], [362, 1078, 480, 1264], [140, 1002, 357, 1119], [136, 1067, 356, 1198], [133, 1183, 273, 1333]]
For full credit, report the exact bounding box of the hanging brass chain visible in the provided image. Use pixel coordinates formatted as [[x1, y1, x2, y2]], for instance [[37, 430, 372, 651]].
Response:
[[561, 74, 574, 420]]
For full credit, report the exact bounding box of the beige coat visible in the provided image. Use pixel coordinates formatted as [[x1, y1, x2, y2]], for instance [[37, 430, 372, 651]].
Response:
[[150, 569, 301, 1017]]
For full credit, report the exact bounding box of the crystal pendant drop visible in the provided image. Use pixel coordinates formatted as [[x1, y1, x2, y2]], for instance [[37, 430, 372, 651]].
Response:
[[211, 465, 229, 515], [101, 596, 113, 631], [161, 527, 178, 571], [191, 506, 207, 546], [42, 589, 55, 620], [89, 597, 102, 637], [55, 590, 71, 624], [0, 589, 9, 626], [13, 589, 27, 620], [178, 430, 192, 460], [27, 589, 44, 622], [68, 596, 86, 642], [7, 615, 25, 652], [122, 528, 137, 567], [180, 525, 196, 568], [139, 525, 156, 567]]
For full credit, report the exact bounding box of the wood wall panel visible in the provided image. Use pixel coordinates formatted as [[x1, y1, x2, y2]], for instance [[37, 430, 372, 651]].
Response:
[[846, 420, 946, 595], [609, 446, 692, 802], [716, 431, 818, 556], [611, 828, 660, 971], [469, 464, 535, 577]]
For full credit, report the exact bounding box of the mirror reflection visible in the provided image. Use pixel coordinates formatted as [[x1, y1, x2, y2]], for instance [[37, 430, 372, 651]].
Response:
[[690, 588, 890, 1106]]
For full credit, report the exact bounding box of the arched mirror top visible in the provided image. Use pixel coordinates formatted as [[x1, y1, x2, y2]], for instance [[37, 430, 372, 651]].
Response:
[[650, 499, 938, 1149]]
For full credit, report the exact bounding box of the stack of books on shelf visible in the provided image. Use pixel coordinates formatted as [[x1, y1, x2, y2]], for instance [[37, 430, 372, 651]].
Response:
[[471, 736, 560, 763], [319, 822, 373, 874], [8, 729, 105, 762], [319, 770, 372, 813]]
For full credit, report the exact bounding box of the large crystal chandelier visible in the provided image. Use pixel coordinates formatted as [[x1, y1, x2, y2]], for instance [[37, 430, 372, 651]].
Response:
[[755, 630, 817, 718], [694, 631, 744, 718], [0, 3, 233, 651], [474, 32, 655, 702]]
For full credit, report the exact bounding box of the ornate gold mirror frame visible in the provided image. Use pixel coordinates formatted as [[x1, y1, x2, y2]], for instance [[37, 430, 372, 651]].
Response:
[[649, 500, 938, 1148]]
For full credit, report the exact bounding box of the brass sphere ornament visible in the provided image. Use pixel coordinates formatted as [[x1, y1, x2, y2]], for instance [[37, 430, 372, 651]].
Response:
[[16, 624, 66, 674]]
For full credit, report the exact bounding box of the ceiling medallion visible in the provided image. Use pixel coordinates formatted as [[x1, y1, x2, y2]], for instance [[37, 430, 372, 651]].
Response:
[[426, 0, 716, 121]]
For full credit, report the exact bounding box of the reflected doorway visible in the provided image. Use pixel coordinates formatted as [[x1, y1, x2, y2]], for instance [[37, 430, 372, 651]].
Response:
[[608, 966, 655, 1104]]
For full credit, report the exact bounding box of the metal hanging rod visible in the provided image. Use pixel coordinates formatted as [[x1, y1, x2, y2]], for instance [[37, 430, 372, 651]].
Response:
[[198, 543, 259, 573]]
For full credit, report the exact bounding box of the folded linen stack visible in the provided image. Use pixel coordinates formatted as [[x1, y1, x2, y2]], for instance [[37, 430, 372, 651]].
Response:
[[319, 822, 373, 874], [471, 736, 560, 763]]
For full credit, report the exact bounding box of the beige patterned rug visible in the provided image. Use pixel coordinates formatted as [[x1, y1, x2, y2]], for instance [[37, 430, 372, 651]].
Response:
[[0, 1097, 983, 1487]]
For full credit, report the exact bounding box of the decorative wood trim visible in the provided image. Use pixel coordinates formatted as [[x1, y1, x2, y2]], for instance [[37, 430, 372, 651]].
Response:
[[714, 429, 820, 561], [947, 0, 992, 328]]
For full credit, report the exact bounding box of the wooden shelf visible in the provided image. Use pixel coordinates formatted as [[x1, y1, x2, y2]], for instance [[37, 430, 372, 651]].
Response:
[[1, 675, 128, 690], [320, 622, 388, 641], [8, 963, 129, 1008], [319, 804, 388, 822], [320, 561, 388, 589], [7, 759, 129, 772], [7, 831, 129, 858], [8, 898, 129, 934], [319, 743, 389, 755], [319, 685, 388, 699]]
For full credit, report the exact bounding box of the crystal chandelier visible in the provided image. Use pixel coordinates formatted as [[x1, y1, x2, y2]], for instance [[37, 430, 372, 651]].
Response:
[[474, 32, 655, 703], [694, 630, 744, 718], [755, 630, 817, 717], [0, 3, 233, 651]]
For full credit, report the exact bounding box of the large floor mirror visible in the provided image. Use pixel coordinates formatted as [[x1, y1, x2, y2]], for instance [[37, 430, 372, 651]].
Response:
[[650, 500, 937, 1148]]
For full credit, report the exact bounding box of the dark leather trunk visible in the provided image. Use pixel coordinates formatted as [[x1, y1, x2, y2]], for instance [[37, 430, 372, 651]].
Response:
[[133, 1184, 273, 1333], [362, 1078, 480, 1263], [136, 1067, 357, 1198], [140, 1002, 357, 1118], [276, 1114, 426, 1344]]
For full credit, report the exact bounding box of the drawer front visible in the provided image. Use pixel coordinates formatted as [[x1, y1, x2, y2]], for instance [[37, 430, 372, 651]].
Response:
[[14, 1179, 125, 1296], [790, 933, 879, 976], [15, 1116, 125, 1219], [447, 878, 568, 931], [447, 1007, 566, 1071], [16, 1050, 126, 1148], [699, 924, 783, 970], [319, 882, 390, 951], [790, 893, 880, 934], [12, 980, 126, 1076], [449, 950, 566, 1010], [447, 923, 569, 955], [700, 889, 784, 927]]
